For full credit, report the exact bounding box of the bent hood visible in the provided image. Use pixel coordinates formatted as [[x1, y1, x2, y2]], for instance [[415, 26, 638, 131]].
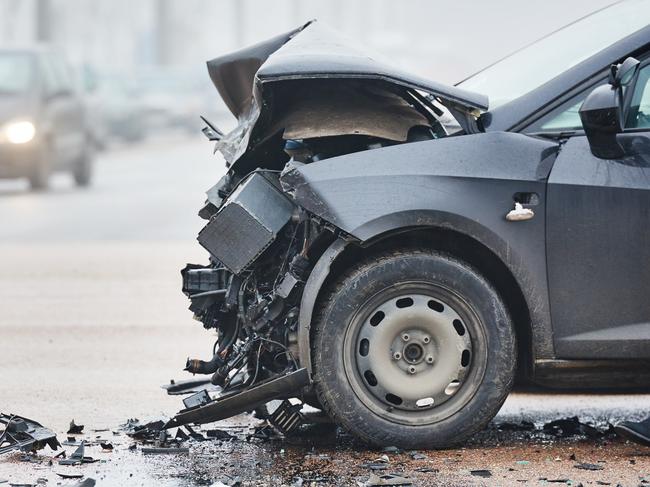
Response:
[[206, 20, 488, 167]]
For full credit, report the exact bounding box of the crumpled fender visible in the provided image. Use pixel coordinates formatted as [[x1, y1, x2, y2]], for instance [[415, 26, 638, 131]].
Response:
[[284, 131, 561, 370]]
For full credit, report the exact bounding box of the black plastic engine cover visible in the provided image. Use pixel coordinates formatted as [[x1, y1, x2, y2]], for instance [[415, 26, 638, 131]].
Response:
[[198, 173, 294, 274]]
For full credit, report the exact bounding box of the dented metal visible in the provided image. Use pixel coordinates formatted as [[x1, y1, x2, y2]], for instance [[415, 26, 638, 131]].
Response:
[[206, 20, 486, 169]]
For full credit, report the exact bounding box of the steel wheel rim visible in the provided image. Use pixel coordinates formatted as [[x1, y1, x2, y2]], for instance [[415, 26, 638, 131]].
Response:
[[343, 281, 487, 425]]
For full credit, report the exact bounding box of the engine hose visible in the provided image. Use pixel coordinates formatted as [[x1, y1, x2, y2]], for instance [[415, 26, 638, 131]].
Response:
[[184, 352, 225, 375]]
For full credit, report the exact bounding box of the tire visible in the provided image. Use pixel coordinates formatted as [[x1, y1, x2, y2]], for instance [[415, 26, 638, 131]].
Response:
[[312, 249, 516, 449], [72, 146, 93, 187]]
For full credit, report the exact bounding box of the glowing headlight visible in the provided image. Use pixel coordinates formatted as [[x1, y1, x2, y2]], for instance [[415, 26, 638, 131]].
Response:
[[5, 121, 36, 144]]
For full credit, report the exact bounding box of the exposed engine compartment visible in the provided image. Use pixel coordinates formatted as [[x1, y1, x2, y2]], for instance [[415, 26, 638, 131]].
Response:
[[183, 171, 333, 395]]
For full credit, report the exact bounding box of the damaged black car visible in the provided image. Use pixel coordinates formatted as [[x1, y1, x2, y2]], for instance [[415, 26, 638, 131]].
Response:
[[172, 2, 650, 448]]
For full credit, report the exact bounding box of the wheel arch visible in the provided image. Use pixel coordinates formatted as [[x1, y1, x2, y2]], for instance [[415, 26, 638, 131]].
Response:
[[299, 219, 536, 381]]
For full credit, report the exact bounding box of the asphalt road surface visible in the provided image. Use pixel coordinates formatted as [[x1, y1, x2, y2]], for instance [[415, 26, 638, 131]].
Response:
[[1, 135, 649, 486]]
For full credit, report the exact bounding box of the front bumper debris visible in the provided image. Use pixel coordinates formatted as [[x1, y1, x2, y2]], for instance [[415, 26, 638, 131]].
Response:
[[165, 368, 310, 429], [0, 413, 60, 454]]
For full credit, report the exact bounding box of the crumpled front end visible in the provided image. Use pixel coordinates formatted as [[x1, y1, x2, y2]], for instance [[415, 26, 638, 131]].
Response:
[[168, 21, 488, 429]]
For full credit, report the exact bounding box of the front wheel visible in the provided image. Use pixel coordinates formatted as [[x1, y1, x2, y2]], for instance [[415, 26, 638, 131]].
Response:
[[312, 249, 516, 448]]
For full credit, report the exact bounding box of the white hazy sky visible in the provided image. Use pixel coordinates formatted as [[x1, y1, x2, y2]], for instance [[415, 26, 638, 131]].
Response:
[[0, 0, 618, 83]]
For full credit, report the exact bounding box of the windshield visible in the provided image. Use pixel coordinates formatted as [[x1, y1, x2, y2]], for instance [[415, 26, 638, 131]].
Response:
[[458, 0, 650, 109], [0, 52, 34, 94]]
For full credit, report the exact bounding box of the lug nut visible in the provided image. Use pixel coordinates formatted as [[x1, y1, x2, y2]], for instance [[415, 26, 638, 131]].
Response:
[[393, 352, 401, 360], [426, 355, 434, 364], [402, 333, 410, 342], [408, 366, 417, 374], [423, 336, 430, 343]]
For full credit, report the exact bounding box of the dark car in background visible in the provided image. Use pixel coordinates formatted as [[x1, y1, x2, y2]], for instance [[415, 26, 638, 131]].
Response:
[[168, 1, 650, 449], [0, 47, 93, 190]]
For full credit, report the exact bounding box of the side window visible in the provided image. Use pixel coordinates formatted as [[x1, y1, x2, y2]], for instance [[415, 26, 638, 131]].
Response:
[[528, 62, 650, 133], [625, 64, 650, 129], [531, 80, 606, 132], [539, 99, 585, 131]]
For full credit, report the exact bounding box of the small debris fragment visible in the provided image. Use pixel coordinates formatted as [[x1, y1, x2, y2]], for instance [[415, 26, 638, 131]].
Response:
[[470, 469, 492, 478], [184, 425, 205, 441], [141, 447, 189, 454], [364, 473, 413, 486], [360, 463, 388, 471], [56, 472, 84, 479], [409, 451, 427, 460], [100, 442, 113, 451], [67, 420, 84, 435], [58, 441, 96, 465], [574, 462, 604, 471], [123, 419, 165, 441], [497, 420, 536, 431], [543, 417, 603, 439], [205, 429, 234, 440]]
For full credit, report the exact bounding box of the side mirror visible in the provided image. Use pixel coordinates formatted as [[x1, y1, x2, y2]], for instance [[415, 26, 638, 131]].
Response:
[[579, 57, 640, 159]]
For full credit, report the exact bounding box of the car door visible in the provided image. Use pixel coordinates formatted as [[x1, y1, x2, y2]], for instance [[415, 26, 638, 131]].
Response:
[[544, 62, 650, 359]]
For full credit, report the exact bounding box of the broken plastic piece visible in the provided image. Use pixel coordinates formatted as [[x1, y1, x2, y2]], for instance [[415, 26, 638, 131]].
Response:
[[165, 368, 310, 429], [183, 390, 212, 409], [58, 441, 98, 466], [470, 469, 492, 478], [67, 420, 84, 435], [266, 400, 304, 436], [0, 414, 60, 454], [59, 442, 84, 465], [574, 462, 604, 471]]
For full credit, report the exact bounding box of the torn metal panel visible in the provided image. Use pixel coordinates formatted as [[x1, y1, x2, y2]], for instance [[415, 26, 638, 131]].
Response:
[[165, 368, 310, 429], [207, 24, 306, 119], [0, 414, 60, 454], [206, 20, 487, 168], [255, 21, 487, 110]]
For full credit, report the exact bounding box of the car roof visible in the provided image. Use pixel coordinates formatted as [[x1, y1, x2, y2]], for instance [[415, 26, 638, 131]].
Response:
[[485, 24, 650, 132]]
